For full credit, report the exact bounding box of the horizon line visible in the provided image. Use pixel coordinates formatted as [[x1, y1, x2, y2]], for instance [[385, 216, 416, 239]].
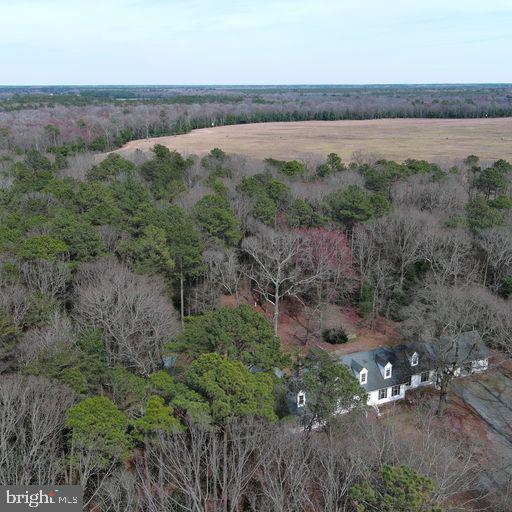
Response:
[[2, 82, 512, 88]]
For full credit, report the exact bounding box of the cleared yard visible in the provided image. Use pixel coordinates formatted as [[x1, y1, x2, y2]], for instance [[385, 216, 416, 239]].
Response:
[[117, 118, 512, 162]]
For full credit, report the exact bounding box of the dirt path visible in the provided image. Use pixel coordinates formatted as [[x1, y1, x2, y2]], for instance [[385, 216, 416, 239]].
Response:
[[116, 118, 512, 162]]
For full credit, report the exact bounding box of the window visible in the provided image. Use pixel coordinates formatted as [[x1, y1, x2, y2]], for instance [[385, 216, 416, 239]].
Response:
[[360, 370, 367, 384], [384, 364, 392, 379], [420, 371, 430, 383], [392, 385, 401, 397], [378, 388, 388, 400], [411, 352, 419, 366], [405, 375, 412, 386], [297, 392, 305, 407]]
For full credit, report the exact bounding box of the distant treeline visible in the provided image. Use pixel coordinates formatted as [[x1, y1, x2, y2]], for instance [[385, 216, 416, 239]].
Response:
[[78, 106, 512, 153], [1, 84, 512, 151]]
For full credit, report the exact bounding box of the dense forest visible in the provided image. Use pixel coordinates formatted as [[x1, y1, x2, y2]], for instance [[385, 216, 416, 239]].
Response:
[[1, 84, 512, 151], [0, 87, 512, 510], [1, 126, 512, 509]]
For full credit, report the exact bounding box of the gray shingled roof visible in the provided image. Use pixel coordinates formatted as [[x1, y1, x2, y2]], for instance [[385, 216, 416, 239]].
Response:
[[341, 342, 436, 392], [285, 331, 489, 415], [340, 331, 488, 392], [436, 331, 489, 364]]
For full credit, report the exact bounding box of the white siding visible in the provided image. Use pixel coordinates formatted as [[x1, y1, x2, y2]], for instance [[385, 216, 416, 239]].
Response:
[[408, 370, 435, 389], [472, 359, 488, 372], [367, 390, 380, 406], [408, 374, 422, 388], [367, 385, 404, 406], [293, 357, 488, 416]]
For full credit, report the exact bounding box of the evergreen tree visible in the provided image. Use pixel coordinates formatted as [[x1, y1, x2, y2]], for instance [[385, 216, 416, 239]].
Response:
[[170, 305, 287, 370], [186, 353, 277, 425], [349, 465, 442, 512]]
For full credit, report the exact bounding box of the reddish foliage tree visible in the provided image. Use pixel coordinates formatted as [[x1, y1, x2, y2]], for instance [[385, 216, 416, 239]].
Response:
[[296, 227, 354, 275], [295, 228, 356, 337]]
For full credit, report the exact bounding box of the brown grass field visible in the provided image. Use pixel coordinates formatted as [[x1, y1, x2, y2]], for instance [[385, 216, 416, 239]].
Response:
[[116, 118, 512, 163]]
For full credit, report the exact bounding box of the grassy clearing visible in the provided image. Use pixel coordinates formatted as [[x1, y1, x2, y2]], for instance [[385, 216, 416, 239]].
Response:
[[117, 118, 512, 163]]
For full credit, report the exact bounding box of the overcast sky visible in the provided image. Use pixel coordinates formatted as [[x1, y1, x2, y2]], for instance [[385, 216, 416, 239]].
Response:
[[1, 0, 511, 85]]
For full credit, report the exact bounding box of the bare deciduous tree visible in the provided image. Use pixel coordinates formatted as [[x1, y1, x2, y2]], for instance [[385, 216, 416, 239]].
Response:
[[204, 248, 243, 301], [16, 311, 75, 366], [346, 408, 484, 510], [242, 225, 330, 333], [20, 259, 70, 297], [144, 421, 268, 512], [392, 174, 468, 213], [0, 284, 30, 328], [309, 430, 360, 512], [231, 193, 253, 236], [97, 225, 125, 254], [402, 283, 512, 350], [372, 209, 428, 289], [254, 427, 315, 512], [401, 283, 512, 414], [59, 151, 96, 181], [421, 226, 479, 286], [351, 225, 395, 325], [73, 259, 180, 375], [477, 227, 512, 292], [94, 468, 143, 512], [0, 375, 75, 485], [296, 228, 356, 337]]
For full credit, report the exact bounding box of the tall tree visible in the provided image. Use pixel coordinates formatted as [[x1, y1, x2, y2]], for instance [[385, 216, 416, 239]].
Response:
[[73, 259, 180, 375], [66, 396, 130, 490], [0, 375, 74, 485], [296, 227, 355, 334], [193, 194, 241, 246], [160, 205, 204, 324], [293, 348, 367, 431], [242, 225, 328, 333], [401, 283, 512, 414]]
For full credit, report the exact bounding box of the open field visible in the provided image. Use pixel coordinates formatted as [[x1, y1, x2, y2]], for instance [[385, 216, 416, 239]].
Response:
[[117, 118, 512, 162]]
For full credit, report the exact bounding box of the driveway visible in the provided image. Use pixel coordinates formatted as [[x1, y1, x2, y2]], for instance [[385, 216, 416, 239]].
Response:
[[451, 370, 512, 490]]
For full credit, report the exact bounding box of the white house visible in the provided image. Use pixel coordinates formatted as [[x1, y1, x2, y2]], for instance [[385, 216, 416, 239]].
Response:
[[291, 331, 489, 412]]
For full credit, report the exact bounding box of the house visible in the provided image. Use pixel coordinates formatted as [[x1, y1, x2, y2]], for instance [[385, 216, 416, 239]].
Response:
[[292, 331, 489, 412]]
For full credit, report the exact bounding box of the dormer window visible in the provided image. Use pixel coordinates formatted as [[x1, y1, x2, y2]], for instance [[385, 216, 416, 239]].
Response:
[[297, 391, 305, 407], [360, 369, 367, 384], [375, 350, 393, 380], [411, 352, 419, 367]]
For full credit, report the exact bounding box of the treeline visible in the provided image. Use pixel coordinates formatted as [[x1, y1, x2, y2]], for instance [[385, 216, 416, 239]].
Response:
[[1, 83, 512, 151], [0, 142, 512, 509]]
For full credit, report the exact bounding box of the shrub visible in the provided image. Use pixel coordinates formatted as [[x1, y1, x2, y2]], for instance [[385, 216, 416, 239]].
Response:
[[322, 327, 349, 344], [501, 276, 512, 298], [280, 160, 304, 177]]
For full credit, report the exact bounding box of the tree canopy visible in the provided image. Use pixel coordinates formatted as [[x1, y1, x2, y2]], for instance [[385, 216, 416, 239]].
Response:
[[170, 305, 288, 370], [350, 465, 442, 512], [294, 348, 367, 430], [66, 396, 131, 466], [186, 353, 277, 425]]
